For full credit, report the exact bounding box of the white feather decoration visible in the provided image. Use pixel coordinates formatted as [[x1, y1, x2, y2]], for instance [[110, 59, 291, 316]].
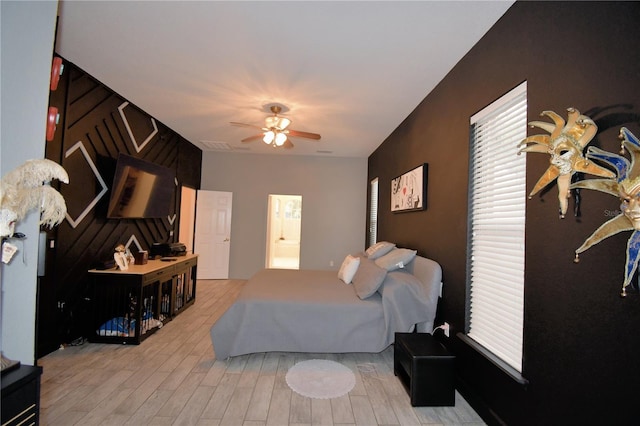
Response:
[[0, 159, 68, 237]]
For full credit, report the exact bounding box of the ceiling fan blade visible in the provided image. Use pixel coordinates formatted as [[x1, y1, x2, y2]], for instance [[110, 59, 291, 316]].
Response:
[[287, 129, 321, 140], [231, 121, 264, 130], [241, 134, 264, 143], [283, 139, 294, 149]]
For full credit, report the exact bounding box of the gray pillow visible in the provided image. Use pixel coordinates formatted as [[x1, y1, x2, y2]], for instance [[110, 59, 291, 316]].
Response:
[[374, 248, 417, 271], [352, 257, 387, 299], [365, 241, 396, 260]]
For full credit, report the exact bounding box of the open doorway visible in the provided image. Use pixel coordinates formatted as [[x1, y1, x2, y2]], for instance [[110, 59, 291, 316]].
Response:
[[266, 194, 302, 269], [179, 186, 197, 253]]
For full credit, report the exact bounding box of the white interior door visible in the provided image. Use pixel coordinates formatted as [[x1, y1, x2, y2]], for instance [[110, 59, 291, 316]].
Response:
[[194, 190, 233, 279]]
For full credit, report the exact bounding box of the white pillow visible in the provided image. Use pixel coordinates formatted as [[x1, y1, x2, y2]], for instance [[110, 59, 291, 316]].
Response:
[[375, 248, 417, 271], [365, 241, 396, 260], [338, 254, 360, 284]]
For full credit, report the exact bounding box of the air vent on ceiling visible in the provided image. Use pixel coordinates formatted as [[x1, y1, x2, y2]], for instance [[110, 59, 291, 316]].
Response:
[[200, 140, 232, 151]]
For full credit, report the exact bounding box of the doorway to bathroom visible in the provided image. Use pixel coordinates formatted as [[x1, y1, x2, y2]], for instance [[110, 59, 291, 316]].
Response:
[[266, 194, 302, 269]]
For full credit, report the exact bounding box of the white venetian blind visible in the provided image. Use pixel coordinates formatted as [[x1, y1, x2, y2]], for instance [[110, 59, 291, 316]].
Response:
[[369, 178, 379, 247], [468, 81, 527, 373]]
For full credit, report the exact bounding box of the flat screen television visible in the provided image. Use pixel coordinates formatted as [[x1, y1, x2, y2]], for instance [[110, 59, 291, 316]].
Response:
[[107, 153, 175, 219]]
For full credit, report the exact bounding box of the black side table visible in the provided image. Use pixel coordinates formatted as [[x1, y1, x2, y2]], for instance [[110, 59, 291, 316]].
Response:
[[1, 364, 43, 425], [394, 332, 455, 406]]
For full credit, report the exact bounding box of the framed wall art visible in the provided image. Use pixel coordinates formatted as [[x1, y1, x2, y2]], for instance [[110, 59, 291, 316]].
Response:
[[391, 163, 428, 213]]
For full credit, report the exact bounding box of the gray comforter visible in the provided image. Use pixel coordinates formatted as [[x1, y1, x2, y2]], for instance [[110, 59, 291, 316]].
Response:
[[210, 265, 438, 359]]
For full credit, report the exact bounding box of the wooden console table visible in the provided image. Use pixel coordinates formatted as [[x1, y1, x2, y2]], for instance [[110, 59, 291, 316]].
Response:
[[88, 254, 197, 344]]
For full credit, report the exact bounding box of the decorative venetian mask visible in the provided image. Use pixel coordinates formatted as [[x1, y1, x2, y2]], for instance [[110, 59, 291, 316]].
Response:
[[571, 127, 640, 295], [518, 108, 615, 218]]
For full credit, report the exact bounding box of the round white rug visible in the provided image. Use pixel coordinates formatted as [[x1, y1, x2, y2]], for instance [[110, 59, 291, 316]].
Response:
[[285, 359, 356, 399]]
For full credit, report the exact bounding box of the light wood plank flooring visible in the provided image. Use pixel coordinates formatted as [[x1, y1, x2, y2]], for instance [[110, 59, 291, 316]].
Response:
[[39, 279, 486, 425]]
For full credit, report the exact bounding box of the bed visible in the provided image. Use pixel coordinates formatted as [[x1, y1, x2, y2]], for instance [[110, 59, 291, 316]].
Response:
[[210, 245, 442, 359]]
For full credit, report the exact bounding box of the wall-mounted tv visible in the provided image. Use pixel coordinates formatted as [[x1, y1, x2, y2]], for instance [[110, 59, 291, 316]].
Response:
[[107, 153, 175, 219]]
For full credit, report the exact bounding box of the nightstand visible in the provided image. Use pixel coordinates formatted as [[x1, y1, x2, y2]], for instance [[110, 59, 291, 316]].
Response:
[[394, 332, 455, 406], [1, 364, 43, 425]]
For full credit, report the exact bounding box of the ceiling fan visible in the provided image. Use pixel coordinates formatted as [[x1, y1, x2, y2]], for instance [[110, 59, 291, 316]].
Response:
[[230, 105, 321, 149]]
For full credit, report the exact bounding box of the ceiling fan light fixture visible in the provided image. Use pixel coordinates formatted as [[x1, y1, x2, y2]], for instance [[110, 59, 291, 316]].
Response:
[[231, 103, 320, 148], [263, 131, 275, 144], [277, 117, 291, 130], [265, 116, 278, 128], [275, 132, 287, 146]]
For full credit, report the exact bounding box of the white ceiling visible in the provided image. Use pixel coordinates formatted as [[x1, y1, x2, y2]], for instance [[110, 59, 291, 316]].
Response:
[[55, 1, 513, 158]]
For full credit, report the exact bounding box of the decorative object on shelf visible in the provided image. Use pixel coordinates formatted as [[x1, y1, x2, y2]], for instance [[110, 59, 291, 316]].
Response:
[[391, 163, 428, 212], [113, 244, 134, 271], [571, 127, 640, 297], [134, 250, 148, 265], [518, 108, 614, 218]]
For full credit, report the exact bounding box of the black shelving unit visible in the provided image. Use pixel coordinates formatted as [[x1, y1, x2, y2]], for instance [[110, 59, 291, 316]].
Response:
[[1, 364, 43, 425]]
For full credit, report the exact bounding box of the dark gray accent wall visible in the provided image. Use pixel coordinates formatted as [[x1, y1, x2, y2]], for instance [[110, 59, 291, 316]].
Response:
[[368, 2, 640, 424], [39, 58, 202, 357]]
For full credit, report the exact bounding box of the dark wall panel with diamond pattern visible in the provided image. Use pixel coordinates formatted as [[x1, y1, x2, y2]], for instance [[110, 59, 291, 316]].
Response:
[[39, 58, 201, 356]]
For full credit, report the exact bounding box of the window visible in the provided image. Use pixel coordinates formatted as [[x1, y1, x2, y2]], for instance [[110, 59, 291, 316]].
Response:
[[369, 178, 379, 247], [466, 82, 527, 376], [285, 199, 302, 219]]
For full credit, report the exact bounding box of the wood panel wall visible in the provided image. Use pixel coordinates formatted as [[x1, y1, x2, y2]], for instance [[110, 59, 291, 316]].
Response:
[[38, 59, 201, 357]]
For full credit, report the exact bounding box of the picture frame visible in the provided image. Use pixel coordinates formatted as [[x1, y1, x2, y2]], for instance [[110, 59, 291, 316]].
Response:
[[391, 163, 428, 212]]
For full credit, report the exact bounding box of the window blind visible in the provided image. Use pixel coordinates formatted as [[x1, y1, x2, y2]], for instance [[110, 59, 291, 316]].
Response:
[[468, 82, 527, 373], [369, 178, 379, 247]]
